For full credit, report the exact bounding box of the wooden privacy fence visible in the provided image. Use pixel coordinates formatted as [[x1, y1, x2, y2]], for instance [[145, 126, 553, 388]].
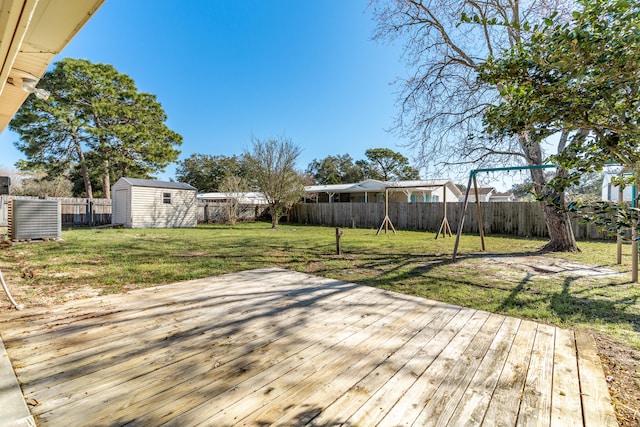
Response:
[[0, 196, 112, 227], [290, 202, 612, 240]]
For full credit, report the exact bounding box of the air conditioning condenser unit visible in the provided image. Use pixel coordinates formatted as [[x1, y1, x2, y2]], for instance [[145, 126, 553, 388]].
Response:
[[8, 199, 61, 241]]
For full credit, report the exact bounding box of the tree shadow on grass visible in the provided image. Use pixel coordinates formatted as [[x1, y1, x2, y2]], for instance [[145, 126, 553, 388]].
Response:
[[550, 275, 640, 332], [496, 273, 536, 312]]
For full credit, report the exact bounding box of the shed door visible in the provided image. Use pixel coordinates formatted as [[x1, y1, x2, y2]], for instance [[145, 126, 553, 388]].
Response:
[[114, 189, 128, 224]]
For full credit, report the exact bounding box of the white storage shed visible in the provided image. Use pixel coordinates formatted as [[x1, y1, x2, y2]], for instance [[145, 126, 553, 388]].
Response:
[[112, 178, 197, 228]]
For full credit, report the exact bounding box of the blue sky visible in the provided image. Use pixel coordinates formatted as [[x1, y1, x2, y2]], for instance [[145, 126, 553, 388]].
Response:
[[0, 0, 412, 181]]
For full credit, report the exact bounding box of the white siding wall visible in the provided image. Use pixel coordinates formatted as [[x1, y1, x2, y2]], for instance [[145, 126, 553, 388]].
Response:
[[129, 186, 196, 228], [431, 186, 460, 203], [383, 186, 461, 203], [601, 175, 634, 202]]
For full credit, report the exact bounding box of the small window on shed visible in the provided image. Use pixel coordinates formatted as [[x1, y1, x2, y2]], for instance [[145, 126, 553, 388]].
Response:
[[163, 192, 172, 204]]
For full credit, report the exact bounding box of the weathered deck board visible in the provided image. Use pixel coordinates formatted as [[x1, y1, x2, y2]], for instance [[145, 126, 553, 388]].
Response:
[[200, 299, 433, 426], [413, 313, 505, 427], [25, 281, 375, 411], [481, 319, 537, 426], [377, 310, 491, 426], [0, 268, 617, 427], [446, 316, 521, 426], [517, 323, 556, 427], [551, 328, 583, 427]]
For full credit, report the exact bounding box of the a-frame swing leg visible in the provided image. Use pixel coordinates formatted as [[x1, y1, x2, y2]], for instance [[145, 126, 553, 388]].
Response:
[[435, 216, 452, 239], [435, 184, 452, 239], [376, 188, 397, 235], [376, 215, 397, 235]]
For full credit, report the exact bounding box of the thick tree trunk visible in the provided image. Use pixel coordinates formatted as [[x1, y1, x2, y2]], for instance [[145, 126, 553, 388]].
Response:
[[74, 138, 93, 199], [540, 204, 579, 252], [102, 159, 111, 200], [520, 131, 579, 252], [538, 166, 580, 252]]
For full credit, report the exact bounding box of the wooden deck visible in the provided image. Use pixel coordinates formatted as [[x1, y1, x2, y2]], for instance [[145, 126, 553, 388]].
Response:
[[0, 268, 617, 426]]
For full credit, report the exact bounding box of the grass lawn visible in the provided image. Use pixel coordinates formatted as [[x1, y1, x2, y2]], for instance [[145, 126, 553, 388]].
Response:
[[1, 222, 637, 351]]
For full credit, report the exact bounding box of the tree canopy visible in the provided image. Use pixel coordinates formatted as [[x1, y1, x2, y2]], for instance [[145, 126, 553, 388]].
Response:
[[9, 58, 182, 198], [479, 0, 640, 241], [372, 0, 580, 252], [306, 154, 365, 185], [362, 148, 420, 181], [175, 153, 246, 192], [479, 0, 640, 187], [371, 0, 575, 172], [306, 148, 419, 184], [7, 171, 73, 198]]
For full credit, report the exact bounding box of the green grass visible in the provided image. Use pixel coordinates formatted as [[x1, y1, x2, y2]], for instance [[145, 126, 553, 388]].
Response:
[[1, 222, 638, 349]]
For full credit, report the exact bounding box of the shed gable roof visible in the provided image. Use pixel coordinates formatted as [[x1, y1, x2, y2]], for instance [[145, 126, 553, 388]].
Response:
[[117, 177, 196, 191]]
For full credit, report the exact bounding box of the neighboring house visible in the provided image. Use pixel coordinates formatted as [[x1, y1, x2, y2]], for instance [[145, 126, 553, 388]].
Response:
[[460, 187, 518, 202], [112, 178, 197, 228], [305, 179, 463, 203], [197, 192, 268, 204], [462, 187, 495, 203], [602, 173, 634, 202], [490, 191, 517, 202]]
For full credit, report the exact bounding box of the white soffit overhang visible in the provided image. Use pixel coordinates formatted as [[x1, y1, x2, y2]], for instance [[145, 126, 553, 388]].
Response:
[[0, 0, 105, 133]]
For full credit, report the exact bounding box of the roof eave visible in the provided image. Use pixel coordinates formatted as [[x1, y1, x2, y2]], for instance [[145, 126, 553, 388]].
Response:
[[0, 0, 106, 133]]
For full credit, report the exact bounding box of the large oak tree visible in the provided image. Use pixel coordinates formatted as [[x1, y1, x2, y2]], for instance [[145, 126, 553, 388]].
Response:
[[480, 0, 640, 237], [372, 0, 579, 251], [306, 154, 365, 185], [480, 0, 640, 177], [362, 148, 420, 181]]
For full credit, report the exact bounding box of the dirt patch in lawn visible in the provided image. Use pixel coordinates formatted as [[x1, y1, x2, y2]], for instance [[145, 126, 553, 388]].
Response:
[[595, 333, 640, 426], [483, 254, 624, 278], [0, 274, 100, 308]]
